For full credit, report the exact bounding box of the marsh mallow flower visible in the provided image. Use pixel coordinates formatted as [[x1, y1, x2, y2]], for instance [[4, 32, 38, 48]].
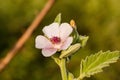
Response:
[[35, 23, 73, 57]]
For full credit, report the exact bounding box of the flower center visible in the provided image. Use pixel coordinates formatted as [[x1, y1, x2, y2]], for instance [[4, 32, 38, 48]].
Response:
[[51, 37, 61, 44]]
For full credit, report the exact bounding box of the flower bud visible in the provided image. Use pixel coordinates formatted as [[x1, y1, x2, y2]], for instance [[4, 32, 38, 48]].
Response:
[[70, 20, 80, 44], [59, 43, 81, 58]]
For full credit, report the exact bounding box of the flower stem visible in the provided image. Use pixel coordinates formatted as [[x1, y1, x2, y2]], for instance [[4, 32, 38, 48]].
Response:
[[59, 58, 68, 80]]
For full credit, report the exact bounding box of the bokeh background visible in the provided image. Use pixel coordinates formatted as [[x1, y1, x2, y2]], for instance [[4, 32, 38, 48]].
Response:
[[0, 0, 120, 80]]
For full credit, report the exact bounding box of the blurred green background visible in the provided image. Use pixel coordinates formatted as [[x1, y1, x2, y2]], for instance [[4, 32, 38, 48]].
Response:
[[0, 0, 120, 80]]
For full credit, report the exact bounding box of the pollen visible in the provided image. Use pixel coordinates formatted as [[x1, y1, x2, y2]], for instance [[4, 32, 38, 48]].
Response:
[[51, 37, 61, 44]]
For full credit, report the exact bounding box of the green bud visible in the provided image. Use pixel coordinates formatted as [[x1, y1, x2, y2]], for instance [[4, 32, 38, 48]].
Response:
[[79, 35, 89, 47], [69, 20, 89, 47], [54, 13, 61, 24], [60, 43, 81, 58], [70, 20, 80, 44]]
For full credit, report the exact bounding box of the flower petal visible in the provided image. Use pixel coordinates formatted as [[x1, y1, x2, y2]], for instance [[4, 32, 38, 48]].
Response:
[[42, 23, 59, 38], [42, 48, 57, 57], [35, 35, 52, 49], [60, 37, 73, 50], [59, 23, 73, 40]]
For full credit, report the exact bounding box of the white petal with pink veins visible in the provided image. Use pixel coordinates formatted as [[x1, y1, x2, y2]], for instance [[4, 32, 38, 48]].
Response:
[[42, 48, 57, 57], [60, 37, 73, 50], [42, 23, 59, 38], [35, 35, 53, 49], [59, 23, 73, 40]]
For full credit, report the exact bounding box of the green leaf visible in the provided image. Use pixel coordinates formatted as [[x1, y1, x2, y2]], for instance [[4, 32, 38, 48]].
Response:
[[79, 35, 89, 47], [79, 51, 120, 79], [54, 13, 61, 24]]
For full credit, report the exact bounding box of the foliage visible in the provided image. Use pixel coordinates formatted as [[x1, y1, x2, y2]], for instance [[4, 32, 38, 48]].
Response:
[[79, 51, 120, 79]]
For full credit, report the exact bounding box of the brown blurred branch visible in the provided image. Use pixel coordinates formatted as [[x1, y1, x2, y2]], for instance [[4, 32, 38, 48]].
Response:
[[0, 0, 55, 72]]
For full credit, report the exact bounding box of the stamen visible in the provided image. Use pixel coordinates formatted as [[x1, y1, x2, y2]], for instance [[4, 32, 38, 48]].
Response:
[[51, 37, 61, 44]]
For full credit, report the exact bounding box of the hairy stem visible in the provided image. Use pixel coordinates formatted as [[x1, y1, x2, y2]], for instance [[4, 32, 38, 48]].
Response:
[[59, 58, 68, 80]]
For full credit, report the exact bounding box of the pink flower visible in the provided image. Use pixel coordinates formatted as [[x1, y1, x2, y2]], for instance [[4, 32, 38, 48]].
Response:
[[35, 23, 73, 57]]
